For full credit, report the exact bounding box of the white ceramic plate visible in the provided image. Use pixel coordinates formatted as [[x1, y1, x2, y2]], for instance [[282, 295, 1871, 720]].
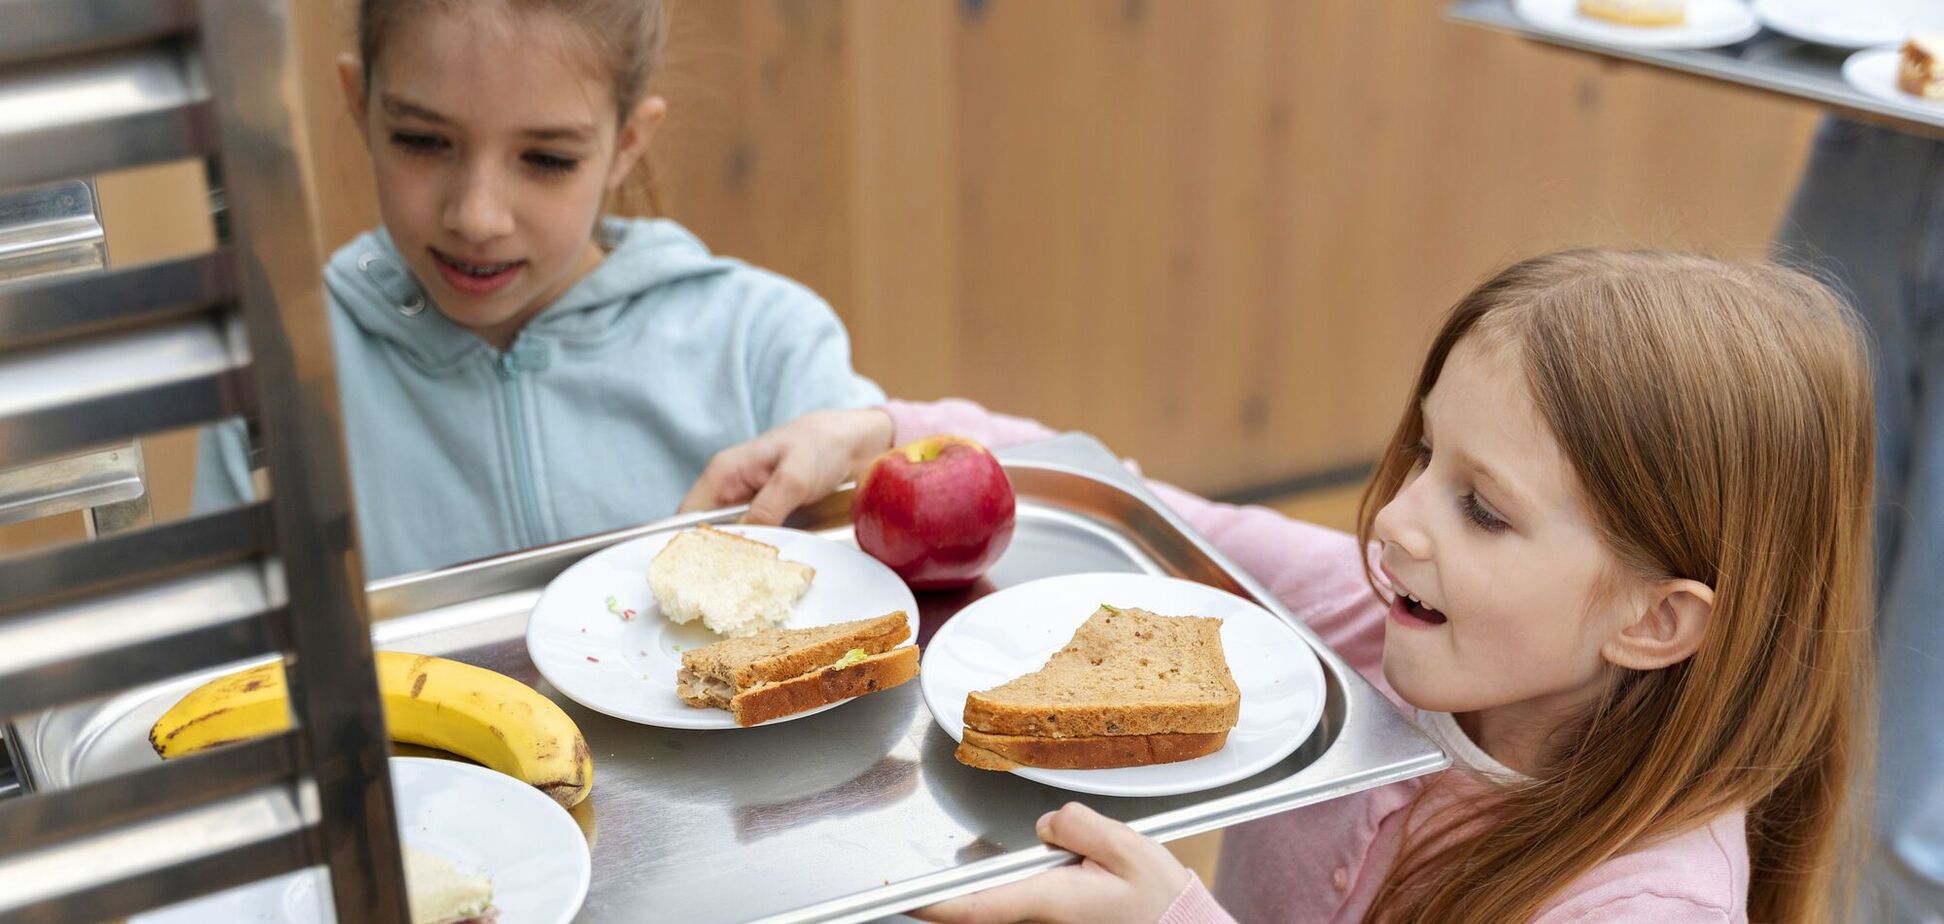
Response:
[[1754, 0, 1927, 49], [921, 572, 1327, 798], [135, 757, 590, 924], [1845, 45, 1944, 109], [527, 525, 920, 729], [1513, 0, 1762, 49]]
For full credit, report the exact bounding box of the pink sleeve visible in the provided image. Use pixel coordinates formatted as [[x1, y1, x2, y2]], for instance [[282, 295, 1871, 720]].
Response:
[[882, 398, 1061, 450], [1144, 481, 1391, 696], [1156, 875, 1237, 924], [880, 398, 1391, 693]]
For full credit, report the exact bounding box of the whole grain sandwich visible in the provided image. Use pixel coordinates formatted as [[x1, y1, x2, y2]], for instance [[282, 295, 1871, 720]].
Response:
[[678, 612, 918, 726], [955, 605, 1239, 770]]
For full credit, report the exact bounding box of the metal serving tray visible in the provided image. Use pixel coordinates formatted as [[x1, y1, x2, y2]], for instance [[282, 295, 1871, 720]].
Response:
[[1447, 0, 1944, 137], [11, 433, 1447, 924]]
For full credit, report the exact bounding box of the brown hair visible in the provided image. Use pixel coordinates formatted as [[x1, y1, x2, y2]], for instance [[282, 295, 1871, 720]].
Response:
[[356, 0, 668, 213], [1356, 250, 1874, 923]]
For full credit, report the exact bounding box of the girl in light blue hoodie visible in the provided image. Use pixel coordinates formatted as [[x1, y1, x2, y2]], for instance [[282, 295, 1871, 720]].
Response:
[[196, 0, 883, 578]]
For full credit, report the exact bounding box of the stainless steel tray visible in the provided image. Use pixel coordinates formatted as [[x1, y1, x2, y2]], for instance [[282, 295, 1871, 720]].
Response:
[[12, 433, 1447, 924], [1447, 0, 1944, 137]]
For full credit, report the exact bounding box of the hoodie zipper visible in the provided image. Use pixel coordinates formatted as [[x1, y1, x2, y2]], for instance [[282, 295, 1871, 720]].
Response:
[[496, 339, 550, 550]]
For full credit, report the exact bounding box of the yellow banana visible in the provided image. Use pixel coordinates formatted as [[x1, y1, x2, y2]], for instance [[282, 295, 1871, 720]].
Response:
[[149, 650, 592, 808]]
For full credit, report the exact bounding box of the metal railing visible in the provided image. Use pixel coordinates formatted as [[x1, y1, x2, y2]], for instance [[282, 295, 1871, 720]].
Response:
[[0, 0, 407, 921]]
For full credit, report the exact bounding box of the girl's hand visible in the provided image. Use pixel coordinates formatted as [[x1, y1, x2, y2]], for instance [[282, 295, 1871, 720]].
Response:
[[914, 803, 1192, 924], [679, 409, 895, 525]]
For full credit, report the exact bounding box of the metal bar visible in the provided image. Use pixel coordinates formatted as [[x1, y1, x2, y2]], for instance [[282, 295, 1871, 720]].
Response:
[[79, 455, 153, 535], [0, 787, 313, 923], [0, 250, 232, 352], [0, 502, 269, 616], [0, 179, 106, 289], [193, 0, 409, 920], [0, 0, 199, 67], [0, 563, 285, 716], [0, 444, 143, 526], [0, 317, 249, 468], [0, 732, 297, 854], [0, 43, 213, 190]]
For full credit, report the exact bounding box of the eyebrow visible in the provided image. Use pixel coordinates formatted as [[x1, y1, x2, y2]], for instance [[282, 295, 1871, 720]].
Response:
[[379, 93, 595, 142], [1419, 402, 1534, 516]]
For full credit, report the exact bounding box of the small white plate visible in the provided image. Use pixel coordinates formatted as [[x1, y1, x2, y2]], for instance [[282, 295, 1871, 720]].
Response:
[[135, 757, 590, 924], [1845, 45, 1944, 109], [1513, 0, 1762, 49], [921, 572, 1327, 798], [1754, 0, 1927, 48], [527, 525, 920, 729]]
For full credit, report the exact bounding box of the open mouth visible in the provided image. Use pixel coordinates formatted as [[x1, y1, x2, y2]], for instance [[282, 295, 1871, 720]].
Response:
[[1398, 594, 1448, 626], [1381, 567, 1449, 627], [429, 248, 525, 296]]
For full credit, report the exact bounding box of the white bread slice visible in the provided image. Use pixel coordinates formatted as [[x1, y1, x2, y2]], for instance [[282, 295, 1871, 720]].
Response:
[[403, 844, 493, 924], [648, 525, 815, 637]]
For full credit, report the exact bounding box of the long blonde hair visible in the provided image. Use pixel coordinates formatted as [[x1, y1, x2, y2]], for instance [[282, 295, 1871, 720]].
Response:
[[1356, 250, 1875, 923]]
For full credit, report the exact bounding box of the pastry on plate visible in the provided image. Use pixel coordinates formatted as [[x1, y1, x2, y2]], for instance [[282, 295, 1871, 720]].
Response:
[[1578, 0, 1685, 27], [1900, 34, 1944, 100], [648, 524, 814, 637], [404, 844, 496, 924]]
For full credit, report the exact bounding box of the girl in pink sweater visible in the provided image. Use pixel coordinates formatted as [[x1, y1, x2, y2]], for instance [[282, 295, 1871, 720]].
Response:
[[683, 250, 1874, 924]]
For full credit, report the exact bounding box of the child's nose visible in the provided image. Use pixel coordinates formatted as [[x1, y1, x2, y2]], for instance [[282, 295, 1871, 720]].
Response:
[[1373, 487, 1433, 561], [444, 170, 513, 243]]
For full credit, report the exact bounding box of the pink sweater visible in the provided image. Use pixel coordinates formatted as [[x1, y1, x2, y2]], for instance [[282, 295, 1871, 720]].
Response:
[[883, 399, 1749, 924]]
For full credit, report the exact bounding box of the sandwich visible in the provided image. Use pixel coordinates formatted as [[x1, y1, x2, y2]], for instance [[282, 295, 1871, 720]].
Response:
[[649, 524, 814, 637], [1900, 34, 1944, 100], [1577, 0, 1685, 27], [403, 844, 495, 924], [955, 605, 1240, 771], [677, 612, 919, 726]]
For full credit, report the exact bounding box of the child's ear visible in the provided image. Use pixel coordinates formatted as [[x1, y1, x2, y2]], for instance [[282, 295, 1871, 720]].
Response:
[[607, 94, 668, 191], [1602, 579, 1714, 671], [337, 53, 370, 139]]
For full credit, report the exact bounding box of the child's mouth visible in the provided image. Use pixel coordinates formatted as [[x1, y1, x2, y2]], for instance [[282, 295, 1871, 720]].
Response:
[[430, 248, 525, 297], [1389, 593, 1449, 628]]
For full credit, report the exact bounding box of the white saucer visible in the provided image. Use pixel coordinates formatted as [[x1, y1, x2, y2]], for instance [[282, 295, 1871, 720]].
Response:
[[1844, 46, 1944, 109], [1754, 0, 1928, 48], [135, 757, 590, 924], [1514, 0, 1762, 49]]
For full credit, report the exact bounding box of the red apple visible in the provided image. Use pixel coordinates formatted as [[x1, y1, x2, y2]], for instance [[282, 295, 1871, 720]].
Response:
[[852, 435, 1016, 590]]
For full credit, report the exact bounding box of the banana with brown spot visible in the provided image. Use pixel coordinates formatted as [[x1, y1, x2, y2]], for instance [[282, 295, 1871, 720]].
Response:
[[148, 650, 593, 808]]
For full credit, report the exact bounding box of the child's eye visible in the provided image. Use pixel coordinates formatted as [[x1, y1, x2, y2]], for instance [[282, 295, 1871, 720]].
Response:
[[524, 151, 580, 175], [390, 132, 448, 155], [1460, 492, 1509, 533]]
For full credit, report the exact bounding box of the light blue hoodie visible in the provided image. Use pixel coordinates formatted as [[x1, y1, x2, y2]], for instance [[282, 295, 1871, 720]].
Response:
[[196, 217, 883, 579]]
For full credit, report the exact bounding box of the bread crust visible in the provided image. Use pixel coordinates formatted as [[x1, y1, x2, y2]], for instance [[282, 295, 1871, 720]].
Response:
[[729, 645, 920, 726], [681, 612, 910, 692], [954, 728, 1231, 770]]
